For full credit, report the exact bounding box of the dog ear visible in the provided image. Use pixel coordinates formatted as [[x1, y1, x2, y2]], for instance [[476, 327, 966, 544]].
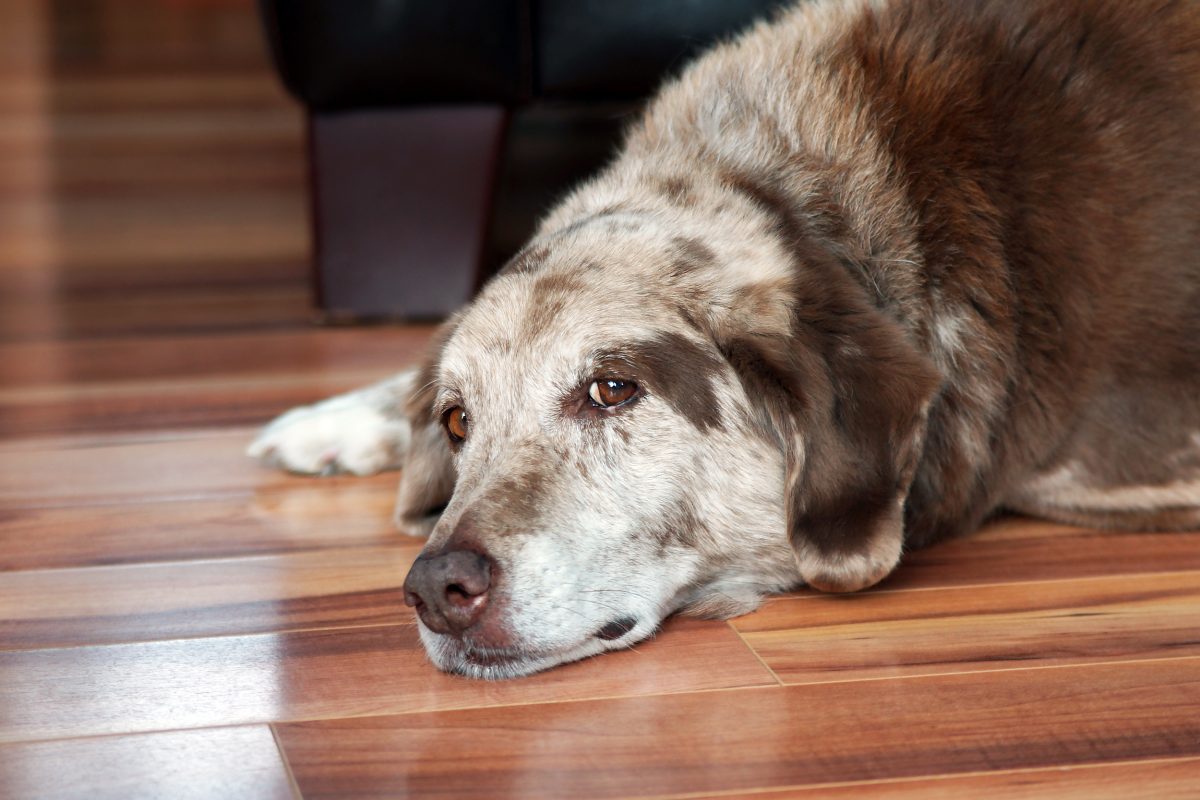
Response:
[[393, 319, 459, 537], [717, 266, 941, 592]]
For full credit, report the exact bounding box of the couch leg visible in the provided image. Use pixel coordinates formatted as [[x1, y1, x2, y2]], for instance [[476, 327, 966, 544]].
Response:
[[308, 107, 507, 320]]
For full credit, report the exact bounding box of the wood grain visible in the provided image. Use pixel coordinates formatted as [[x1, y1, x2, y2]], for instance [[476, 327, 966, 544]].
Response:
[[0, 284, 316, 343], [679, 757, 1200, 799], [0, 430, 397, 507], [0, 617, 775, 744], [0, 726, 295, 800], [0, 328, 430, 388], [0, 545, 424, 649], [0, 483, 402, 570], [0, 327, 433, 437], [890, 515, 1200, 589], [734, 571, 1200, 684], [275, 657, 1200, 800], [0, 374, 412, 439]]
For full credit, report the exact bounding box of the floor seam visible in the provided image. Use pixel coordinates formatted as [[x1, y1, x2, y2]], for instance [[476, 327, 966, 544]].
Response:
[[727, 620, 785, 687], [269, 723, 306, 800]]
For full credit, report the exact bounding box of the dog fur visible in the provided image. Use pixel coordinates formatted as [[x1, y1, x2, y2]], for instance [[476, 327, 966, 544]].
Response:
[[249, 0, 1200, 678]]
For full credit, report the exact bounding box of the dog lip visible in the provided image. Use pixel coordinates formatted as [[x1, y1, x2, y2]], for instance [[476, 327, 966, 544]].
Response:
[[458, 643, 538, 668], [461, 648, 521, 668], [433, 622, 653, 678], [595, 616, 638, 641]]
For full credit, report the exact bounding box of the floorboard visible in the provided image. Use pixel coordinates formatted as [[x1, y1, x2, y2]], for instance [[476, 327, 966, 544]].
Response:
[[0, 484, 402, 571], [274, 658, 1200, 800], [0, 431, 384, 507], [0, 328, 431, 438], [0, 726, 296, 800], [0, 545, 422, 649], [888, 516, 1200, 588], [0, 618, 774, 744], [677, 758, 1200, 799], [735, 570, 1200, 683]]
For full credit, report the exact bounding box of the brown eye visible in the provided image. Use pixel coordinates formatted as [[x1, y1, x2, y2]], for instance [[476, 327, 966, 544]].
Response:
[[443, 406, 469, 442], [588, 379, 637, 408]]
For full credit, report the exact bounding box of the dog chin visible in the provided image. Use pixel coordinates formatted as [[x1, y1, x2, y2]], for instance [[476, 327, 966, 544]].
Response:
[[416, 622, 649, 680]]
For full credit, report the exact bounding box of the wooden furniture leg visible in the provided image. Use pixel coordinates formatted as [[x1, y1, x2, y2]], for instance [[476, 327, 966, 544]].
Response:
[[308, 106, 507, 320]]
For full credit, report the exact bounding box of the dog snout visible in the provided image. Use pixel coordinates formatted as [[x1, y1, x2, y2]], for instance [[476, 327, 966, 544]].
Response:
[[403, 549, 494, 635]]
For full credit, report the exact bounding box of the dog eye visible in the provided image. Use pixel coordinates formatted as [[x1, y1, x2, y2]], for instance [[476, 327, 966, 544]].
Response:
[[588, 379, 638, 408], [443, 406, 469, 442]]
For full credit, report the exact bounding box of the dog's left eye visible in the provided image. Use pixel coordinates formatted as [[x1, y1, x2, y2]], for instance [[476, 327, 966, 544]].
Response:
[[443, 406, 469, 443], [588, 379, 638, 408]]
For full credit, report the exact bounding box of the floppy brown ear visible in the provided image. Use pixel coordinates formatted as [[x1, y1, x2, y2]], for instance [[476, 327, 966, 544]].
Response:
[[720, 269, 941, 592], [393, 320, 459, 537]]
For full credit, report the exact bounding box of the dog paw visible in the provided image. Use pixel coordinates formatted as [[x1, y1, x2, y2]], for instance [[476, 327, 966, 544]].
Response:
[[797, 536, 902, 593], [247, 398, 411, 476]]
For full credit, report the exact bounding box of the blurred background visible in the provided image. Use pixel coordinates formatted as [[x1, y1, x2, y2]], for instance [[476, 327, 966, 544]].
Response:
[[0, 0, 784, 439], [2, 0, 789, 341], [2, 0, 311, 342]]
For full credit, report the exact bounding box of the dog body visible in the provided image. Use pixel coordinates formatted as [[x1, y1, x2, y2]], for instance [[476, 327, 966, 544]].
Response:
[[250, 0, 1200, 677]]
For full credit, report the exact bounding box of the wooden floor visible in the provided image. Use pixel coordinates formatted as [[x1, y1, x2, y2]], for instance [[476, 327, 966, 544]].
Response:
[[2, 2, 1199, 798]]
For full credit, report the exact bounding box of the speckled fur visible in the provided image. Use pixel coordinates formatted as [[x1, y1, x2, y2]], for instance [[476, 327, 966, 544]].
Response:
[[251, 0, 1200, 677]]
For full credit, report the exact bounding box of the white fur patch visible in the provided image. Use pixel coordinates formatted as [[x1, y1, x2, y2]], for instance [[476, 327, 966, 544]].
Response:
[[246, 375, 416, 476], [1015, 460, 1200, 512]]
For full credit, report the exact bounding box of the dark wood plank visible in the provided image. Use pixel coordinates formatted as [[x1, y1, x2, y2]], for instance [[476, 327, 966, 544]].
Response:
[[734, 571, 1200, 684], [0, 284, 316, 343], [0, 483, 401, 570], [0, 376, 410, 438], [0, 618, 774, 743], [4, 189, 306, 283], [890, 516, 1200, 590], [0, 431, 396, 508], [0, 327, 433, 437], [0, 327, 431, 388], [0, 726, 295, 800], [0, 0, 309, 358], [275, 658, 1200, 800], [0, 545, 425, 649], [681, 757, 1200, 799]]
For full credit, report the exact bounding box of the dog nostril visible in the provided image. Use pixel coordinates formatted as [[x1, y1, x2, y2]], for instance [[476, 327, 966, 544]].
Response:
[[403, 588, 425, 609], [596, 616, 638, 641], [444, 582, 484, 608]]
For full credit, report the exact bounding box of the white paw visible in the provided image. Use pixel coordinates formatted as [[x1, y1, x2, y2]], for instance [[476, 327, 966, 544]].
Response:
[[246, 398, 411, 477]]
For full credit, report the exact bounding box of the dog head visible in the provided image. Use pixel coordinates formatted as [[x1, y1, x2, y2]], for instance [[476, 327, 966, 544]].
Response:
[[397, 200, 939, 678]]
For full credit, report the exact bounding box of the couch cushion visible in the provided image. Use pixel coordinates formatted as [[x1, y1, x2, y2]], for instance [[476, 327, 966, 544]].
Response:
[[262, 0, 526, 110], [534, 0, 786, 100]]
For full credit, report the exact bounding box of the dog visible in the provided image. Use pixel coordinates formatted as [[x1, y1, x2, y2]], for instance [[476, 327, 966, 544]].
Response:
[[249, 0, 1200, 679]]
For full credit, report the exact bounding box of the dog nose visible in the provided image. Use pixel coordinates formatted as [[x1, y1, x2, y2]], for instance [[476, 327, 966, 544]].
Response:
[[402, 549, 493, 635]]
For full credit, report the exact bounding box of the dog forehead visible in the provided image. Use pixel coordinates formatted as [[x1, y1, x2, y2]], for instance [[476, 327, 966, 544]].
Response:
[[445, 267, 675, 372]]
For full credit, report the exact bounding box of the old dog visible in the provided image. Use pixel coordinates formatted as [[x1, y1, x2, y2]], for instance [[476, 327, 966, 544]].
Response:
[[249, 0, 1200, 678]]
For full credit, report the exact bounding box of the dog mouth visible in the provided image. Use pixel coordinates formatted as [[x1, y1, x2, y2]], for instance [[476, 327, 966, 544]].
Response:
[[424, 615, 645, 679], [449, 642, 584, 679], [458, 646, 531, 669]]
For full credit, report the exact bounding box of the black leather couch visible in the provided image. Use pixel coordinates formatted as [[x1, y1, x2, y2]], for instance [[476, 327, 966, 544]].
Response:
[[260, 0, 788, 318]]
